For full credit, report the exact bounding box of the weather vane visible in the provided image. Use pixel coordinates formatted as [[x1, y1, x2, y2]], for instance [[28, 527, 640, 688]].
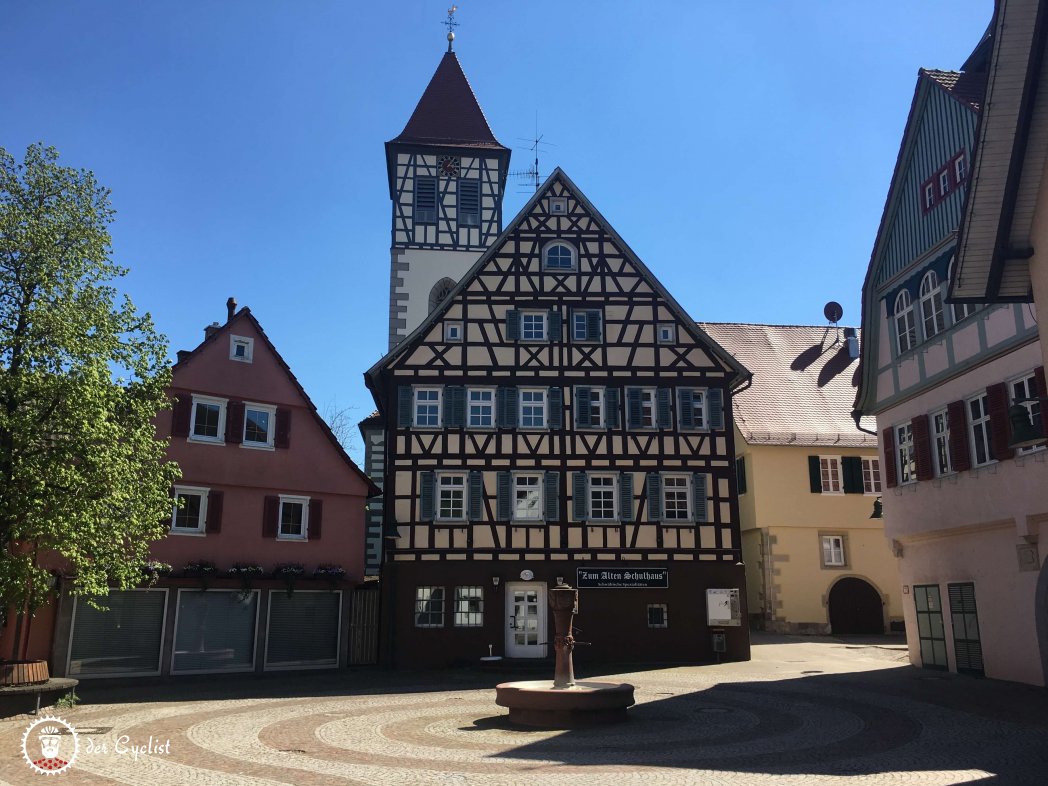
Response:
[[444, 5, 458, 51]]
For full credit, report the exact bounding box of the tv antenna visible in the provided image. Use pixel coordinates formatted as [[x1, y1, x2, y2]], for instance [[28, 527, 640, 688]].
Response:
[[509, 114, 555, 193]]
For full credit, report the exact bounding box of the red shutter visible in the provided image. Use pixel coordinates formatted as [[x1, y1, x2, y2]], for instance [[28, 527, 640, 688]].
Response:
[[986, 382, 1014, 461], [947, 400, 972, 472], [171, 393, 192, 438], [205, 490, 224, 533], [912, 415, 934, 481], [882, 427, 898, 489], [225, 401, 244, 444], [263, 495, 279, 538], [309, 499, 323, 541], [275, 408, 291, 449]]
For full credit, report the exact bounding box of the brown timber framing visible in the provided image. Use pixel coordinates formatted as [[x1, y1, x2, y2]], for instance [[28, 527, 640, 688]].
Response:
[[366, 168, 750, 565]]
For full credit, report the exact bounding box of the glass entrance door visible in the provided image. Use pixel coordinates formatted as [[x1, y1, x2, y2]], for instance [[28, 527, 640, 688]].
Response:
[[505, 582, 547, 658], [913, 584, 948, 669]]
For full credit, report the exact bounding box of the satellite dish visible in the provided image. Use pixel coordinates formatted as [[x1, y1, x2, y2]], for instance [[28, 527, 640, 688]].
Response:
[[823, 301, 844, 324]]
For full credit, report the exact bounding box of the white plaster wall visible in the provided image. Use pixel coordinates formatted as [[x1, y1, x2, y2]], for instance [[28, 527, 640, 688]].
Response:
[[398, 248, 485, 338]]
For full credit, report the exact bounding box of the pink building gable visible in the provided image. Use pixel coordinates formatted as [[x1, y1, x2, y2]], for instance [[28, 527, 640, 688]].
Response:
[[153, 306, 375, 581]]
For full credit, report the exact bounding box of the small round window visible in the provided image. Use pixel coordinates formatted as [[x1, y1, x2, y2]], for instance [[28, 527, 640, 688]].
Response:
[[544, 243, 574, 270]]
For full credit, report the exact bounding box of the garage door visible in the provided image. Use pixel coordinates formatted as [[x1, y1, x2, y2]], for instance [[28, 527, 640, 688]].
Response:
[[265, 591, 341, 669], [68, 590, 168, 677]]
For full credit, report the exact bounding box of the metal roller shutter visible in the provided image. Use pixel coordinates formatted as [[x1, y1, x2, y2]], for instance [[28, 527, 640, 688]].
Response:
[[172, 590, 258, 673], [266, 591, 341, 668], [68, 590, 167, 677]]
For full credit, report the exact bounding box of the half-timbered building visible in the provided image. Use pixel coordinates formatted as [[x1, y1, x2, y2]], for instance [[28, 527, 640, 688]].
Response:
[[366, 169, 751, 668]]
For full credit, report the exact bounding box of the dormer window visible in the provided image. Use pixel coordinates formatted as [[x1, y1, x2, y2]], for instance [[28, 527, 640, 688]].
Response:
[[955, 154, 967, 183], [543, 242, 575, 270], [939, 171, 950, 197], [924, 183, 935, 210], [230, 336, 253, 363]]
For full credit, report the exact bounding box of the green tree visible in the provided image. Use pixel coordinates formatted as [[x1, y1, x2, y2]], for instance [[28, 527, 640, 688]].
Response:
[[0, 144, 179, 658]]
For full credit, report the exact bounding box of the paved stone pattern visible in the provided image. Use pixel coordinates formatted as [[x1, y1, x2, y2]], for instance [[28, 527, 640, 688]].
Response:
[[3, 636, 1047, 785]]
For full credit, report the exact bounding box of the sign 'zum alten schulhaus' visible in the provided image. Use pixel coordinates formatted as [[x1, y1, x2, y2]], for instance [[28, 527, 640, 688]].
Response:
[[576, 567, 669, 589]]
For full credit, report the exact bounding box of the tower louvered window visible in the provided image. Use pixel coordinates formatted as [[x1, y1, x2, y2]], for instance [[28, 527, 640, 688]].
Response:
[[459, 180, 480, 226], [415, 177, 437, 223]]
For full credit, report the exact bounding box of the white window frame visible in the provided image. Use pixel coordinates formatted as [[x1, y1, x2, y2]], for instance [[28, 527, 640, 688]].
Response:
[[939, 170, 951, 197], [444, 321, 463, 342], [647, 603, 669, 629], [414, 586, 445, 628], [189, 394, 227, 444], [919, 271, 946, 340], [520, 311, 548, 341], [821, 535, 846, 567], [896, 423, 916, 484], [413, 387, 442, 428], [688, 389, 708, 430], [894, 291, 917, 354], [519, 388, 547, 429], [467, 387, 495, 428], [171, 485, 209, 535], [436, 473, 466, 521], [549, 197, 568, 215], [924, 182, 935, 209], [589, 474, 618, 522], [1010, 373, 1044, 454], [229, 335, 253, 363], [512, 473, 543, 521], [661, 474, 692, 522], [639, 387, 657, 428], [861, 457, 882, 494], [588, 387, 605, 429], [931, 409, 952, 476], [242, 402, 277, 449], [819, 456, 843, 493], [277, 495, 310, 541], [453, 586, 484, 627], [955, 154, 967, 183], [968, 393, 995, 467], [657, 323, 676, 343], [543, 240, 576, 271]]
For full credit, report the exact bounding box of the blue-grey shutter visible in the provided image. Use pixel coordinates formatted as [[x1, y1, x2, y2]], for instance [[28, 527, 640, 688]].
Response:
[[443, 386, 465, 428], [575, 387, 592, 428], [646, 473, 662, 521], [709, 388, 724, 429], [627, 388, 642, 428], [497, 471, 512, 520], [656, 388, 672, 429], [548, 387, 563, 428], [544, 472, 559, 521], [468, 471, 483, 521], [497, 387, 517, 428], [548, 310, 562, 340], [693, 473, 709, 523], [679, 389, 695, 429], [605, 388, 620, 428], [420, 472, 436, 521], [587, 311, 601, 341], [619, 472, 634, 522], [572, 472, 589, 520], [506, 309, 520, 341], [398, 386, 413, 427]]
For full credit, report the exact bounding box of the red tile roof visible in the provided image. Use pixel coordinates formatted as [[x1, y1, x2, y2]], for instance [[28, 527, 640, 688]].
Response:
[[923, 68, 987, 111], [699, 323, 877, 448], [390, 52, 507, 150]]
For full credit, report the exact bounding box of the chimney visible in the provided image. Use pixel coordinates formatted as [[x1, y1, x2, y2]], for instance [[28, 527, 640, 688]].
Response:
[[176, 350, 192, 364], [226, 297, 237, 323], [843, 327, 859, 359], [204, 321, 221, 340]]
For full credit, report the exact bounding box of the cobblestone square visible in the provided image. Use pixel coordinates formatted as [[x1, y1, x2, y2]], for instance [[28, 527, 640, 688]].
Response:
[[3, 634, 1047, 785]]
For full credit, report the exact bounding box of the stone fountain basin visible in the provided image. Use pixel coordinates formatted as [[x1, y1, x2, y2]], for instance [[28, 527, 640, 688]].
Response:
[[495, 680, 635, 728]]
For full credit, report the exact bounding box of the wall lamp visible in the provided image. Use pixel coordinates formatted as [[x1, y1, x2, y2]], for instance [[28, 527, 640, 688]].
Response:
[[491, 576, 500, 588], [1008, 398, 1048, 450]]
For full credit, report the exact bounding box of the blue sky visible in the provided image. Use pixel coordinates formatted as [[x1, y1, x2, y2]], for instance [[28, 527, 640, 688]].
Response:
[[4, 1, 990, 461]]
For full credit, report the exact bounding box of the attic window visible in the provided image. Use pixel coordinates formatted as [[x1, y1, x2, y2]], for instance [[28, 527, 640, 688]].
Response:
[[550, 197, 568, 214], [657, 323, 676, 344], [230, 336, 253, 363]]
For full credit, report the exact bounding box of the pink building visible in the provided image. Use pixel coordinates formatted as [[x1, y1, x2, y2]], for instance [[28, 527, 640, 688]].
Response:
[[47, 302, 378, 678]]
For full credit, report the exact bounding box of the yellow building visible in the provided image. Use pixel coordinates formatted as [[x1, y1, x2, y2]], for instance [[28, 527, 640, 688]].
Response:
[[702, 323, 903, 634]]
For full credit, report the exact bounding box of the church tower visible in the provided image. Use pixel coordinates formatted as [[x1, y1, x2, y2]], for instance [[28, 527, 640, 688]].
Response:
[[384, 42, 510, 349]]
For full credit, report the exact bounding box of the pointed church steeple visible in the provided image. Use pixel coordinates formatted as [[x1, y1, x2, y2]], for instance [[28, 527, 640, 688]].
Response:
[[383, 49, 510, 350]]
